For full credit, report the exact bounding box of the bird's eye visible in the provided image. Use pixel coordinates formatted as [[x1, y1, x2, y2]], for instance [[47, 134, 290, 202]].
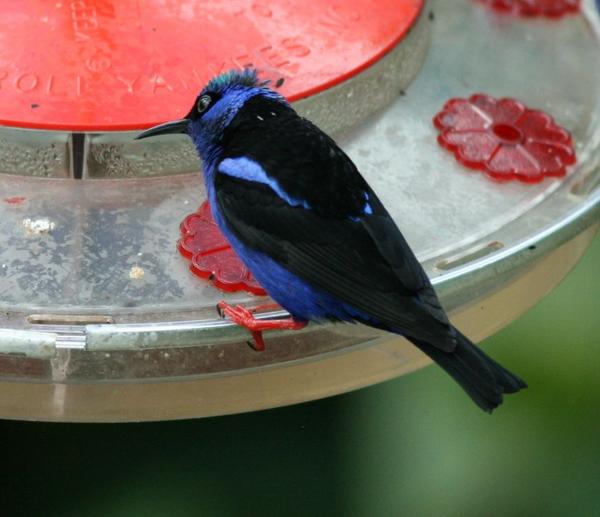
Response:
[[197, 95, 212, 114]]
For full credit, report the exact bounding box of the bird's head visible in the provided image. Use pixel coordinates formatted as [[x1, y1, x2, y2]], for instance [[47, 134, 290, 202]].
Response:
[[136, 68, 287, 164]]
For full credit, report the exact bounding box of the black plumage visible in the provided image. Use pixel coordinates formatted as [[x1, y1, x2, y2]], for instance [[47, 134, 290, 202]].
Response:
[[136, 71, 526, 412], [214, 96, 526, 412]]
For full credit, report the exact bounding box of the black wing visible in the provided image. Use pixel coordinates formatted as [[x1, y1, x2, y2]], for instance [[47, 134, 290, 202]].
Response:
[[217, 98, 455, 351], [221, 96, 369, 218]]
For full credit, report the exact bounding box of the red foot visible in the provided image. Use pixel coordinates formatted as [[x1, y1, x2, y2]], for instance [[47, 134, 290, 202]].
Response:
[[217, 301, 307, 351]]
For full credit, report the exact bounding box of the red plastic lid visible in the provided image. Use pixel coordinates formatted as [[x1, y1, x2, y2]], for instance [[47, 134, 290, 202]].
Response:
[[0, 0, 423, 131]]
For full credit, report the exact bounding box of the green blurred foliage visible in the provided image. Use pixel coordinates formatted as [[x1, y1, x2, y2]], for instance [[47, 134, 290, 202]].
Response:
[[1, 234, 599, 517]]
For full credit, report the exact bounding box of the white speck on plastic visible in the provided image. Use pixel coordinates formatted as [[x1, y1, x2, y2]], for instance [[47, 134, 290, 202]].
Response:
[[22, 218, 56, 236]]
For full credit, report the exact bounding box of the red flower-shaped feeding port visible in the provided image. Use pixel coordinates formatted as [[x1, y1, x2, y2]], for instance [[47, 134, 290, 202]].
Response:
[[477, 0, 580, 18], [433, 94, 576, 183], [179, 201, 307, 351], [178, 201, 266, 295]]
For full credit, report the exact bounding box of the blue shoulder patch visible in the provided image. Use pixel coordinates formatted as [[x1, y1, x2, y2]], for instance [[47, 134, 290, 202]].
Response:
[[219, 157, 372, 219], [219, 157, 311, 209]]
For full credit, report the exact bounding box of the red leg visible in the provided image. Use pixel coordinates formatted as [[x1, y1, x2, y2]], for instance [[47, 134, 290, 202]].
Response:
[[216, 301, 307, 351]]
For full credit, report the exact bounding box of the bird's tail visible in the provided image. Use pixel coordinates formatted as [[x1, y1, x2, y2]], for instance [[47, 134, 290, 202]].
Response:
[[411, 328, 527, 412]]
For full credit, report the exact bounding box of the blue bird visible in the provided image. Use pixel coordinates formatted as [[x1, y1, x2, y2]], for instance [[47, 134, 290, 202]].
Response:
[[137, 68, 526, 412]]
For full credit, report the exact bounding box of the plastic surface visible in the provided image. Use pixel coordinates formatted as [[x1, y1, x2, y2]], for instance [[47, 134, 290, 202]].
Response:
[[477, 0, 580, 17], [179, 201, 266, 295], [0, 0, 423, 131], [434, 94, 576, 183]]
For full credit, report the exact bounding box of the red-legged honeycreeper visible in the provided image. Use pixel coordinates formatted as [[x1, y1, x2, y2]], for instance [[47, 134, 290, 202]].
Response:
[[137, 69, 526, 412]]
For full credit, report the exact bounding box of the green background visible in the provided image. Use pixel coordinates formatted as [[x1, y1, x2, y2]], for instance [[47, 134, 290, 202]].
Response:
[[2, 233, 599, 517]]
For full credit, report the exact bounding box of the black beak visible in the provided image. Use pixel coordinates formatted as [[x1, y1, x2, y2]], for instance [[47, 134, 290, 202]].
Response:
[[135, 119, 189, 140]]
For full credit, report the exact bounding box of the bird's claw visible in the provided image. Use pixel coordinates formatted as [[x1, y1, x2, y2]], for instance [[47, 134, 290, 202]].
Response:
[[217, 301, 268, 351], [247, 332, 266, 352], [216, 300, 307, 352], [216, 301, 255, 326]]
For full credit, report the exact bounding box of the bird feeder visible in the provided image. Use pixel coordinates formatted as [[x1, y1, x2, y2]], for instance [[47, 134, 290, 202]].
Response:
[[0, 0, 598, 421]]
